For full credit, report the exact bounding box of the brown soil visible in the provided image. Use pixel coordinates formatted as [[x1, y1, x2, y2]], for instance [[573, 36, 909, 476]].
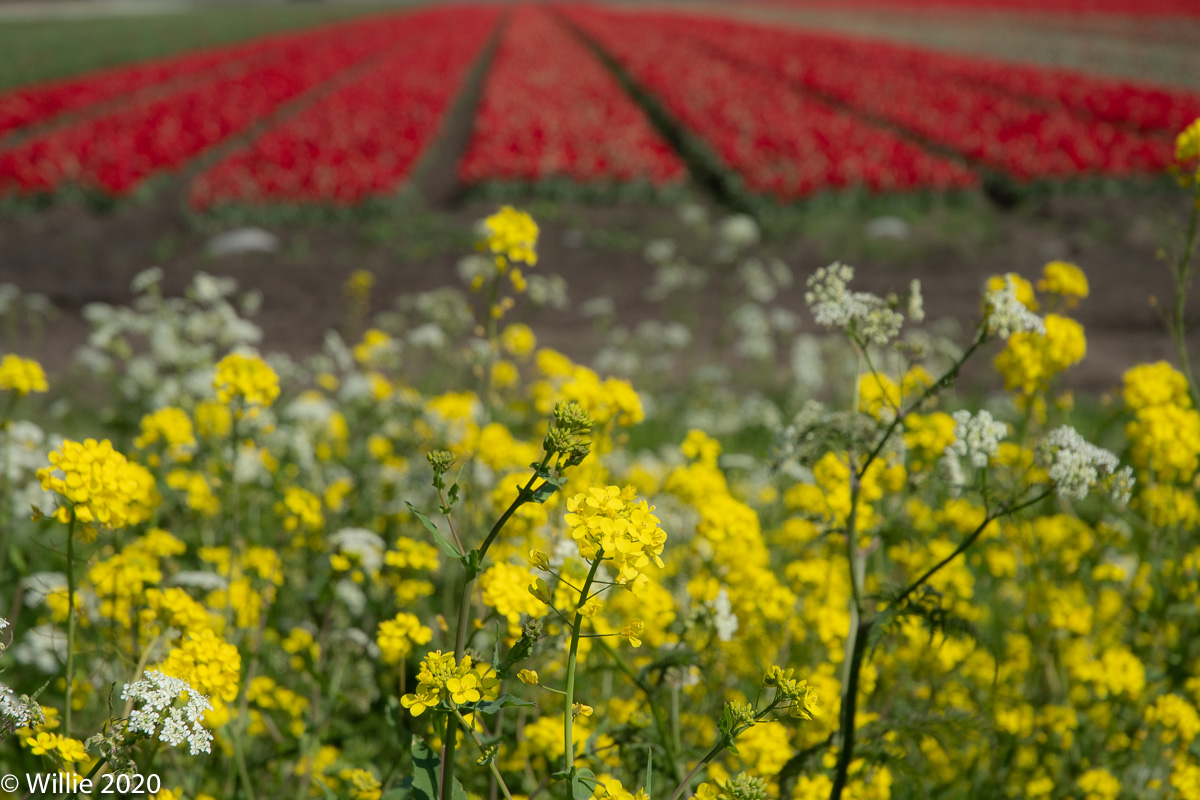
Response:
[[1, 183, 1196, 394]]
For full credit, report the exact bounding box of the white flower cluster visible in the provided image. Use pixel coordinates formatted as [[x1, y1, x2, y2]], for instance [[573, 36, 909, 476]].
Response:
[[330, 528, 387, 574], [805, 263, 904, 346], [121, 670, 213, 755], [984, 276, 1045, 339], [947, 410, 1009, 468], [0, 683, 42, 735], [711, 588, 739, 642], [1035, 426, 1127, 502]]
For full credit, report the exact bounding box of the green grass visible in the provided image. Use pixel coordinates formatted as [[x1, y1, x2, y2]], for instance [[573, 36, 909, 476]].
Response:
[[0, 3, 410, 92]]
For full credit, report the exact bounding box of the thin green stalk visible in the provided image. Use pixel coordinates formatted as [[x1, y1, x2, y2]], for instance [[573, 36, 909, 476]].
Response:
[[563, 553, 605, 795], [665, 700, 781, 800], [224, 418, 242, 633], [1171, 190, 1200, 408], [443, 454, 555, 800], [65, 513, 77, 736], [595, 636, 685, 784], [452, 708, 515, 800]]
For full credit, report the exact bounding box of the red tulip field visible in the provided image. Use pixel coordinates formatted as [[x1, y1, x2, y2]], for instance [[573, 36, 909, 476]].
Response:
[[0, 2, 1197, 206]]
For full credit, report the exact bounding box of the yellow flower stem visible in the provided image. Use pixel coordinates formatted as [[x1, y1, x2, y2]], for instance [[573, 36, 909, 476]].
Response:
[[65, 511, 76, 736], [563, 552, 604, 796], [1171, 186, 1200, 408], [443, 453, 555, 800], [225, 415, 240, 633], [451, 707, 515, 800], [0, 392, 17, 580], [664, 699, 780, 800], [594, 636, 685, 784]]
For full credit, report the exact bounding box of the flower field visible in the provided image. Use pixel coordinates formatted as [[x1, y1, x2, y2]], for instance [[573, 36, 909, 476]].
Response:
[[0, 2, 1197, 204], [3, 11, 1200, 797], [2, 129, 1200, 799]]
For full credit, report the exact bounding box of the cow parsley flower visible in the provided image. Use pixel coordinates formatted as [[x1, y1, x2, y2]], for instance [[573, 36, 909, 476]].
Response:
[[947, 410, 1009, 468], [805, 263, 904, 346], [985, 276, 1045, 339], [121, 670, 213, 755], [1035, 426, 1122, 501]]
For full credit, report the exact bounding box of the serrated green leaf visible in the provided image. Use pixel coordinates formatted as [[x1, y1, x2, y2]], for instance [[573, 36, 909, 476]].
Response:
[[472, 694, 537, 715], [411, 735, 440, 800], [406, 502, 464, 560]]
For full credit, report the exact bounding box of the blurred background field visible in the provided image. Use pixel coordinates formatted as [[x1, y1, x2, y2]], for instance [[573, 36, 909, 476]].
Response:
[[0, 0, 1197, 388]]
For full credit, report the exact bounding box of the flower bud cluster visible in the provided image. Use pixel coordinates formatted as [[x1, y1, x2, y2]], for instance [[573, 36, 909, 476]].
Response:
[[400, 651, 498, 717]]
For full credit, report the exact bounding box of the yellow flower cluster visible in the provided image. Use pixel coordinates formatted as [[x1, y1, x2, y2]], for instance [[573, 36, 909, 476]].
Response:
[[1036, 261, 1089, 306], [399, 651, 498, 716], [375, 613, 433, 665], [214, 352, 280, 408], [134, 406, 196, 464], [994, 313, 1086, 397], [1176, 116, 1200, 186], [564, 486, 666, 593], [0, 354, 48, 395], [1124, 361, 1200, 486], [480, 205, 538, 269], [37, 438, 156, 528], [154, 629, 242, 726]]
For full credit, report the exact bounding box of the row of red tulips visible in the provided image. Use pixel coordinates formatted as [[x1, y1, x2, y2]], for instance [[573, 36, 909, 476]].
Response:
[[456, 5, 685, 190], [0, 9, 426, 195], [758, 0, 1200, 17], [629, 8, 1176, 180], [190, 6, 499, 207], [0, 11, 416, 141], [561, 6, 979, 200]]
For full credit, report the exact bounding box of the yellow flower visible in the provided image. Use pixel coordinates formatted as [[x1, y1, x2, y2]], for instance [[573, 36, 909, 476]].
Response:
[[1037, 261, 1089, 306], [480, 206, 538, 269], [376, 613, 433, 665], [36, 438, 154, 528], [134, 407, 196, 463], [517, 669, 539, 685], [214, 353, 279, 408], [564, 486, 666, 588], [0, 354, 48, 395], [1175, 116, 1200, 185], [399, 651, 498, 717]]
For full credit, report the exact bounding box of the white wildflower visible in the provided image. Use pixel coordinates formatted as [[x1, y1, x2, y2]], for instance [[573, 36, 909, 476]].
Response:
[[1108, 465, 1136, 506], [908, 279, 925, 324], [1035, 426, 1120, 501], [805, 263, 904, 346], [643, 238, 677, 265], [947, 410, 1009, 468], [121, 670, 213, 755], [330, 528, 387, 574], [984, 276, 1045, 338], [711, 588, 739, 642], [717, 215, 760, 250]]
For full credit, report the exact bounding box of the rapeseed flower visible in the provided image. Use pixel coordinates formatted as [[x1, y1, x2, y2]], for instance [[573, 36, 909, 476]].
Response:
[[0, 354, 47, 396], [36, 438, 153, 528]]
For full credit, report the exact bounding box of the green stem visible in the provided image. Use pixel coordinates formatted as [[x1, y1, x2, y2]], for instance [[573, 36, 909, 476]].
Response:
[[443, 454, 554, 800], [65, 513, 76, 737], [664, 700, 781, 800], [1171, 190, 1200, 409], [594, 638, 684, 784], [452, 708, 515, 800], [563, 553, 605, 795]]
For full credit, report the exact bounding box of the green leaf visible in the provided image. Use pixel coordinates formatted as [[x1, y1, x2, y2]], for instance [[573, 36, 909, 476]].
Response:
[[410, 735, 440, 800], [645, 748, 653, 798], [472, 694, 537, 715], [572, 768, 597, 800], [406, 502, 464, 560], [530, 480, 562, 504], [381, 790, 409, 800]]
